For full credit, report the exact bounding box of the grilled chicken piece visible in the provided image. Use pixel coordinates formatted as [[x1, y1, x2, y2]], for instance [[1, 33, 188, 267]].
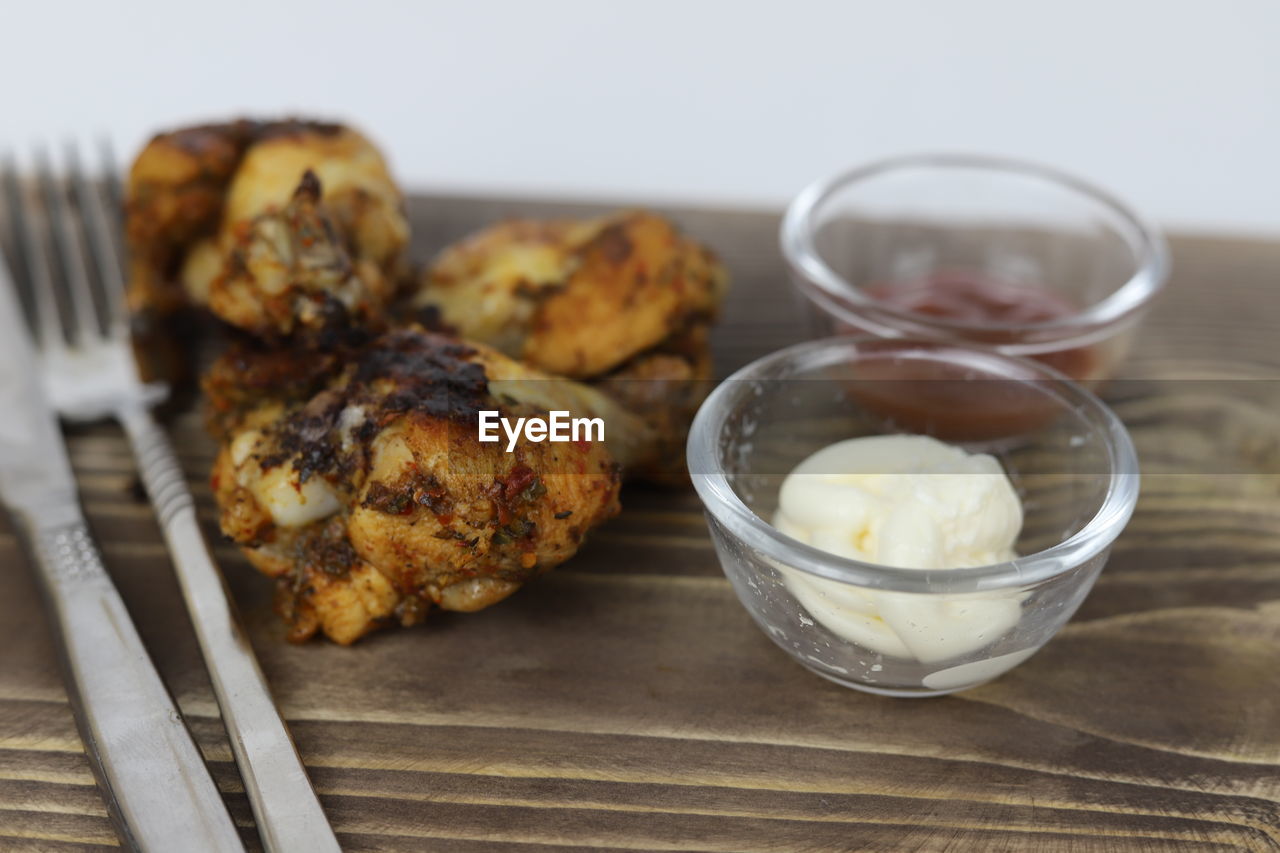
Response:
[[125, 119, 408, 323], [416, 211, 728, 481], [210, 328, 654, 644], [416, 211, 728, 378], [206, 171, 394, 339], [201, 328, 367, 441], [126, 120, 256, 317], [590, 324, 715, 482]]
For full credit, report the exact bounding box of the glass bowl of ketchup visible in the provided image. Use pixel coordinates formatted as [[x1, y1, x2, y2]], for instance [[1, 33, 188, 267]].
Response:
[[781, 154, 1170, 384], [687, 337, 1140, 696]]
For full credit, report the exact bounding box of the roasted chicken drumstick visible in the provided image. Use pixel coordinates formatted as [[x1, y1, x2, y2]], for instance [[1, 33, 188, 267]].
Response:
[[126, 119, 408, 323], [417, 211, 728, 481], [417, 211, 727, 378], [209, 328, 653, 644]]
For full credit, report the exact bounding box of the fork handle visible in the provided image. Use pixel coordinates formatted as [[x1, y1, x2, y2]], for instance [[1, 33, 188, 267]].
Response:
[[119, 406, 341, 853], [18, 504, 245, 852]]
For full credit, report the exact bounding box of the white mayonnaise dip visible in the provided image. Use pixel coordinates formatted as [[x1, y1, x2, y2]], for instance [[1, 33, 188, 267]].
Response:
[[773, 434, 1027, 663]]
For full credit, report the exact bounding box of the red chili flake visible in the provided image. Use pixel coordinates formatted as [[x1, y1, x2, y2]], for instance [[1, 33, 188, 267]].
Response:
[[502, 465, 537, 502]]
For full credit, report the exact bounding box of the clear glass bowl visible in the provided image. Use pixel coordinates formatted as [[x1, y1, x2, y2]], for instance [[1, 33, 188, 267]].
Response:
[[780, 154, 1170, 384], [687, 337, 1139, 696]]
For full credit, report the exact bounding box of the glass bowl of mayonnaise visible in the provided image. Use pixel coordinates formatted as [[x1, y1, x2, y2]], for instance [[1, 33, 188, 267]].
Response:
[[688, 336, 1139, 696]]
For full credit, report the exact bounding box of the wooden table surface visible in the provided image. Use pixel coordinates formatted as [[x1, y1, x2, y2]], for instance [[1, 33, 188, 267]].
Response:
[[1, 195, 1278, 852]]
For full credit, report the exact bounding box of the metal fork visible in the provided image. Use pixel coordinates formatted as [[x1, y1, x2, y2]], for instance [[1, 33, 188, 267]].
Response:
[[0, 145, 340, 853]]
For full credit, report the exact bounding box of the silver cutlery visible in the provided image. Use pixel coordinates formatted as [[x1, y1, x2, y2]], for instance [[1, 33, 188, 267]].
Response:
[[0, 155, 244, 851], [0, 145, 340, 853]]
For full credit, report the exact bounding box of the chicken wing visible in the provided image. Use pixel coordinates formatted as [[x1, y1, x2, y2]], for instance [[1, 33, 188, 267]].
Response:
[[125, 119, 408, 325], [416, 211, 728, 481], [417, 211, 727, 377], [210, 328, 653, 643], [206, 171, 394, 339]]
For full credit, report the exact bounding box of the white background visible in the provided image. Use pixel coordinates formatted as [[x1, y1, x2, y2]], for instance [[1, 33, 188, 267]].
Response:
[[4, 0, 1278, 234]]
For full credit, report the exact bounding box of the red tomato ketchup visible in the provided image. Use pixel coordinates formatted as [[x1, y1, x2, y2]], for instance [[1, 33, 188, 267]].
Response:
[[864, 272, 1097, 380], [844, 350, 1063, 442]]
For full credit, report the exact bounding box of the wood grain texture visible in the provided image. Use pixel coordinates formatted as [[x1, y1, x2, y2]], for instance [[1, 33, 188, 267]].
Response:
[[0, 196, 1278, 851]]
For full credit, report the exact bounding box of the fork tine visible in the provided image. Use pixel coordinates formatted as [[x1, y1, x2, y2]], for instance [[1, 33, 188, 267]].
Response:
[[97, 139, 129, 270], [70, 142, 127, 334], [99, 137, 126, 222], [3, 152, 64, 352], [37, 146, 101, 344]]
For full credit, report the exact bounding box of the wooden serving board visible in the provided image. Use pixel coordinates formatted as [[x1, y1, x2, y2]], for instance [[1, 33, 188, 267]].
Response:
[[1, 195, 1278, 851]]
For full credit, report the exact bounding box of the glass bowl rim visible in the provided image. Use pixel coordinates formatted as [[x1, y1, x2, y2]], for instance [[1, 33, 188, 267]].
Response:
[[687, 336, 1141, 594], [779, 152, 1172, 340]]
